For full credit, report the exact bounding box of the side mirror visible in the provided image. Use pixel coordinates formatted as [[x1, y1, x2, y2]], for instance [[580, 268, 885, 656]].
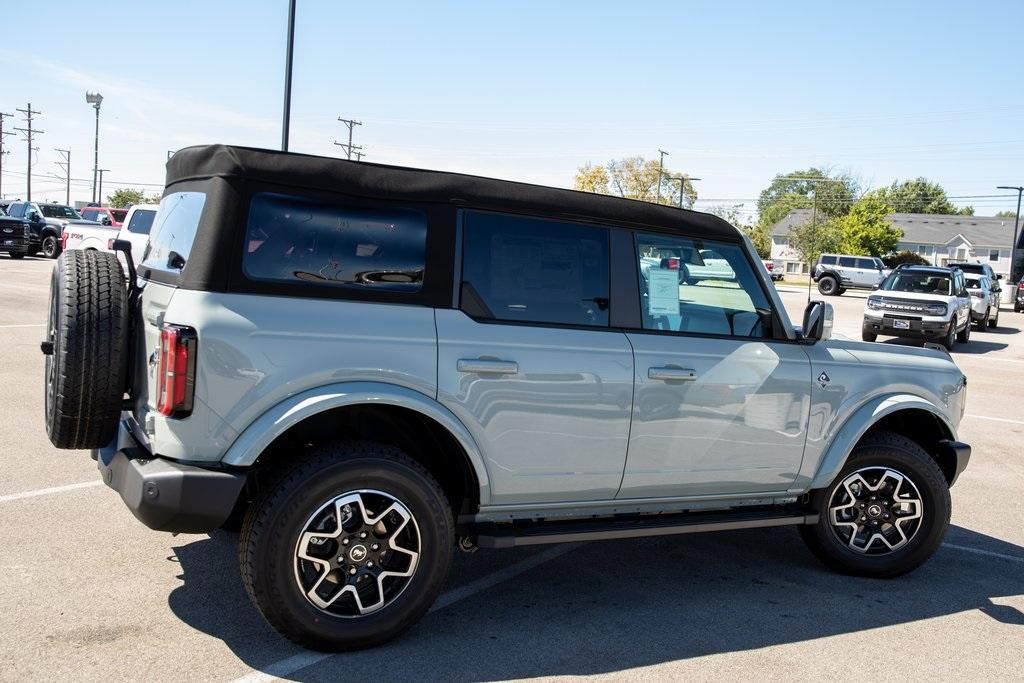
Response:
[[801, 300, 833, 342], [996, 274, 1004, 280]]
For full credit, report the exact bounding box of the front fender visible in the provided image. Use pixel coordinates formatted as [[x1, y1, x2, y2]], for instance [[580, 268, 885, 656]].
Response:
[[809, 393, 955, 489], [220, 381, 491, 505]]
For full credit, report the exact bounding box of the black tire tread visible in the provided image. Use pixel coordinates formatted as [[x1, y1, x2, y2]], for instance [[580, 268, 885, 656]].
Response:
[[238, 441, 454, 650], [46, 250, 128, 449], [799, 429, 950, 578]]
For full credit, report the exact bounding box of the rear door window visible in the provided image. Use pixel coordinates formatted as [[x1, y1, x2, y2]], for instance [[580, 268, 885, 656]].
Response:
[[460, 211, 610, 327], [141, 192, 207, 274], [126, 209, 156, 235], [838, 256, 856, 268], [242, 192, 427, 292]]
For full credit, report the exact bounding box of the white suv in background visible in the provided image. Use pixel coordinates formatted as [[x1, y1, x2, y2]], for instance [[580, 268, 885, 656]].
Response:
[[963, 273, 1000, 329], [862, 265, 972, 349], [813, 253, 890, 295]]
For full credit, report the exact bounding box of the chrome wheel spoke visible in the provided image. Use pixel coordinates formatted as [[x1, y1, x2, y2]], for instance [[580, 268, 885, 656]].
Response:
[[293, 489, 421, 618], [827, 466, 924, 555]]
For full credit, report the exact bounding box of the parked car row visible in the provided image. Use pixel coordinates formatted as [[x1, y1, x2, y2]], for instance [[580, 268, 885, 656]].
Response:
[[0, 200, 156, 262], [861, 263, 1004, 350]]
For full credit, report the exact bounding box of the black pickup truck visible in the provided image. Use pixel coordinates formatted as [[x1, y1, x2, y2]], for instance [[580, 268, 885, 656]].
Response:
[[0, 205, 31, 258]]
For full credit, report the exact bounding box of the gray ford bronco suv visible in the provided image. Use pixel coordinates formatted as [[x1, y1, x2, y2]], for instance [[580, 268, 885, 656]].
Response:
[[43, 145, 971, 651]]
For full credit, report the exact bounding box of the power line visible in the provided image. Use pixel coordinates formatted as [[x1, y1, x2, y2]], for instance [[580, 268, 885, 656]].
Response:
[[334, 117, 362, 160], [0, 111, 13, 199], [13, 103, 43, 201], [54, 148, 71, 205]]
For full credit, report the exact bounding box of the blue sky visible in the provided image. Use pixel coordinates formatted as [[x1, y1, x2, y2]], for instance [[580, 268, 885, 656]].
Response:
[[2, 0, 1023, 219]]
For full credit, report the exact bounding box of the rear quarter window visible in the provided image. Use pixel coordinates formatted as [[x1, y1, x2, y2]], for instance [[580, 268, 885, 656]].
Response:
[[242, 192, 427, 292], [141, 192, 207, 274], [819, 255, 836, 265]]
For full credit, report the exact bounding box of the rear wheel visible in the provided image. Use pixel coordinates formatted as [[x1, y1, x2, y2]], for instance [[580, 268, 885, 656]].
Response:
[[239, 441, 454, 650], [44, 250, 129, 449], [817, 275, 838, 296], [41, 234, 61, 259], [799, 430, 950, 578], [974, 309, 989, 329], [989, 307, 999, 328]]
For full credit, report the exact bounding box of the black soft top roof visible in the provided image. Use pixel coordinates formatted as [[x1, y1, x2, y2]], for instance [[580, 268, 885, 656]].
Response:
[[166, 144, 740, 241]]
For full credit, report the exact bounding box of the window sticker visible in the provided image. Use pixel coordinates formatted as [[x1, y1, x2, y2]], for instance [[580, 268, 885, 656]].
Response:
[[647, 269, 679, 315]]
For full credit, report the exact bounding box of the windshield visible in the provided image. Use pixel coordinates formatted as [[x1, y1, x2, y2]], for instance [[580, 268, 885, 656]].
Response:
[[881, 271, 952, 295], [38, 204, 82, 220]]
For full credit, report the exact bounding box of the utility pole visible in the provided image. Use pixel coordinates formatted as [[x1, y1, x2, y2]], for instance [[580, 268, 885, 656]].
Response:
[[0, 111, 13, 199], [14, 103, 43, 201], [656, 149, 669, 202], [354, 149, 365, 162], [997, 185, 1023, 282], [670, 175, 701, 209], [334, 117, 362, 160], [54, 148, 71, 205], [86, 92, 103, 203], [281, 0, 296, 151], [97, 169, 110, 206]]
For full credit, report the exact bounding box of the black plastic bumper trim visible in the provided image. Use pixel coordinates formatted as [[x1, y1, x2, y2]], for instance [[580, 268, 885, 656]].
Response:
[[938, 439, 971, 487], [94, 437, 246, 533]]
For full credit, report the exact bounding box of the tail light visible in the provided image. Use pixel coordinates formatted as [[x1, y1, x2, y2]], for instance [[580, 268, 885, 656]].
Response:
[[765, 262, 775, 271], [156, 324, 197, 417], [61, 231, 69, 251], [661, 257, 680, 269]]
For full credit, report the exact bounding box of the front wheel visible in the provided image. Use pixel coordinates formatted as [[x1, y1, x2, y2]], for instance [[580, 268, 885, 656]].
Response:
[[957, 318, 970, 343], [41, 235, 61, 259], [817, 275, 838, 296], [239, 441, 454, 650], [861, 329, 877, 342], [7, 251, 25, 259], [799, 430, 950, 578]]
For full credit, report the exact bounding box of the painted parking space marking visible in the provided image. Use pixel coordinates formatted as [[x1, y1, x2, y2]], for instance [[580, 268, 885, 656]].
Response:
[[0, 480, 101, 503], [229, 543, 582, 683], [964, 414, 1024, 425]]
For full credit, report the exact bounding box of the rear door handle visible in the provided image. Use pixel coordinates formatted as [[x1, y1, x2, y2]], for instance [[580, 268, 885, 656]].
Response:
[[648, 366, 697, 381], [457, 359, 519, 375]]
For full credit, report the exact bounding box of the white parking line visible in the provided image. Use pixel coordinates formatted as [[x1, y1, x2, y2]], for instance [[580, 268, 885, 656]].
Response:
[[0, 323, 44, 329], [964, 414, 1024, 425], [229, 543, 582, 683], [943, 542, 1024, 563], [0, 480, 101, 503]]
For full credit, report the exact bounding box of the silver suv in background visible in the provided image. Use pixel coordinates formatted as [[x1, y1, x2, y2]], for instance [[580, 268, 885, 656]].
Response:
[[862, 265, 973, 349], [813, 253, 890, 295], [42, 145, 971, 650], [963, 273, 1000, 329]]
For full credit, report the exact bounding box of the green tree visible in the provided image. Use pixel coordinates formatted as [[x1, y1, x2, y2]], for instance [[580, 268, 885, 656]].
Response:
[[995, 210, 1017, 218], [107, 188, 147, 208], [753, 169, 859, 258], [706, 204, 769, 258], [866, 178, 973, 215], [574, 156, 698, 208], [882, 250, 930, 268], [833, 196, 903, 256], [788, 216, 844, 266]]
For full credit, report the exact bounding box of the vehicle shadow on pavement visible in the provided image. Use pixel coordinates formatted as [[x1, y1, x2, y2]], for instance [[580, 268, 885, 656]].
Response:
[[167, 524, 1024, 680], [881, 338, 1010, 354]]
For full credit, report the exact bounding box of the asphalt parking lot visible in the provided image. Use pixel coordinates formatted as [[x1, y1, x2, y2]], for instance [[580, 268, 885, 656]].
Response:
[[1, 255, 1023, 681]]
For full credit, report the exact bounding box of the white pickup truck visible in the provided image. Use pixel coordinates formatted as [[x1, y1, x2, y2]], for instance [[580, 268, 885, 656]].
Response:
[[62, 204, 159, 265]]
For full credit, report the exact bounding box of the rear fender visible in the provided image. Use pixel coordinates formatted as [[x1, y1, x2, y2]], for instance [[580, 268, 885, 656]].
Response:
[[220, 381, 491, 505]]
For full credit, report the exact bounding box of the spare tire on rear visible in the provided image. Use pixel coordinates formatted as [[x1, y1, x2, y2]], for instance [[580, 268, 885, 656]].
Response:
[[44, 250, 129, 449]]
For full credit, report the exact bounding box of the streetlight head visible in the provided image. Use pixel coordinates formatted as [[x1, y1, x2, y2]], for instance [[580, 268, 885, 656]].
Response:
[[996, 186, 1023, 192], [85, 92, 103, 106]]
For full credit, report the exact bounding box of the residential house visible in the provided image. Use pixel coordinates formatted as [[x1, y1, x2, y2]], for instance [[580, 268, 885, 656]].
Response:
[[770, 208, 1022, 278]]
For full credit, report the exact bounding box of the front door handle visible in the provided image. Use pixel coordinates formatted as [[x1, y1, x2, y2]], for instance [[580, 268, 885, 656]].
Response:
[[648, 366, 697, 381], [457, 359, 519, 375]]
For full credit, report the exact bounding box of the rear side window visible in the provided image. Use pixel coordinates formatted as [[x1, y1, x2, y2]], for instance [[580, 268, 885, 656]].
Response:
[[142, 192, 207, 274], [243, 193, 427, 292], [819, 255, 836, 265], [460, 211, 609, 327], [111, 209, 128, 223], [838, 256, 856, 268], [126, 209, 156, 235], [856, 258, 876, 269]]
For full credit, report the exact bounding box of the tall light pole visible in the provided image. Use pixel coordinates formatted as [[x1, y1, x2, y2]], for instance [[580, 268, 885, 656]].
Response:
[[97, 169, 109, 206], [54, 148, 71, 205], [656, 149, 669, 202], [281, 0, 296, 151], [86, 92, 103, 203], [996, 185, 1022, 283]]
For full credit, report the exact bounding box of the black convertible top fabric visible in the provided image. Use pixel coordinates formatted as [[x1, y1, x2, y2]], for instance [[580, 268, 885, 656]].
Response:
[[165, 144, 740, 241]]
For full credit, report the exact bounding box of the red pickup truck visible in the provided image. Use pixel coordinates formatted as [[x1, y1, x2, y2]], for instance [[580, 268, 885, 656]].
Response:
[[79, 206, 128, 227]]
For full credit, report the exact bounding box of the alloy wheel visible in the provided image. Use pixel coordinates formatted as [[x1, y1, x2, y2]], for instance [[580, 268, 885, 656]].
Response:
[[293, 489, 420, 617], [827, 466, 924, 555]]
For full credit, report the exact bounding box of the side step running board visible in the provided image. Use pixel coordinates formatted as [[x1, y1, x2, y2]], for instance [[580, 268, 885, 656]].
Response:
[[474, 508, 818, 549]]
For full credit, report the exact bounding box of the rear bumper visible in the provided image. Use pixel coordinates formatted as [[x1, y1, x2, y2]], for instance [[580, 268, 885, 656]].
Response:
[[93, 422, 246, 533], [938, 439, 971, 486]]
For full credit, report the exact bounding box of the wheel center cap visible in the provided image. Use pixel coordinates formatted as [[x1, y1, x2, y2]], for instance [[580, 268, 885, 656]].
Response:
[[348, 544, 368, 563], [867, 504, 883, 518]]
